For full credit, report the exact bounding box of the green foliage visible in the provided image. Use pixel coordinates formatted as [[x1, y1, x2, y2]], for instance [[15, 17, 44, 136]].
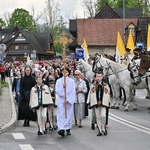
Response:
[[54, 42, 63, 54], [8, 8, 36, 31], [95, 0, 150, 15], [1, 81, 8, 87], [113, 0, 141, 8], [0, 18, 6, 28], [0, 81, 9, 96]]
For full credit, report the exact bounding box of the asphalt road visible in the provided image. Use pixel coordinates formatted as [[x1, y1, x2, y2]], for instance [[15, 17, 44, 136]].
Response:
[[0, 89, 150, 150]]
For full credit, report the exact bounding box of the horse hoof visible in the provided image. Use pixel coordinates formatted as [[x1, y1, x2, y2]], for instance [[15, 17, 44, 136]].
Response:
[[145, 96, 150, 99], [147, 107, 150, 110], [110, 106, 115, 109], [115, 106, 119, 109], [124, 109, 128, 112], [133, 108, 137, 111]]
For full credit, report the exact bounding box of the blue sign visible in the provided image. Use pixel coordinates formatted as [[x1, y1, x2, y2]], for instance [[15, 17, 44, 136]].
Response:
[[76, 49, 84, 59], [136, 42, 144, 49], [0, 57, 2, 62], [24, 52, 27, 56]]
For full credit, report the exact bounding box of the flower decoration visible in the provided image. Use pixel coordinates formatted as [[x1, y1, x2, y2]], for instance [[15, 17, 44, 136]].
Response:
[[42, 88, 46, 91], [104, 87, 108, 94], [91, 86, 95, 93]]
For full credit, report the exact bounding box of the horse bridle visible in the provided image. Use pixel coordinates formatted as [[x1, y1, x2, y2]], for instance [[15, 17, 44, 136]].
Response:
[[93, 58, 127, 76], [128, 63, 140, 80]]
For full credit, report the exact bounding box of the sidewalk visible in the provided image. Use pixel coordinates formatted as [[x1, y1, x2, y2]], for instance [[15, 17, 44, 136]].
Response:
[[0, 78, 17, 134]]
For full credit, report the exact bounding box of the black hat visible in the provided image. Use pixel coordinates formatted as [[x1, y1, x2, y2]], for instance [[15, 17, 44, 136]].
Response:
[[48, 80, 55, 84], [126, 48, 131, 52]]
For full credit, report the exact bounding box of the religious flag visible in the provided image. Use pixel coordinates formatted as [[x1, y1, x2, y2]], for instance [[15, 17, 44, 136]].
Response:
[[81, 38, 89, 62], [116, 31, 126, 63], [126, 29, 135, 53], [147, 24, 150, 51]]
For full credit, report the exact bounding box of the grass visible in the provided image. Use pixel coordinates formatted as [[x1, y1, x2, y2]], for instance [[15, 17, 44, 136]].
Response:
[[1, 81, 9, 87], [0, 81, 9, 96]]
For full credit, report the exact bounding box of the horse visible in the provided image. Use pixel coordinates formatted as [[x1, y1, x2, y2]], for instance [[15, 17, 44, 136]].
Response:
[[103, 63, 125, 109], [76, 59, 95, 83], [93, 54, 128, 109], [128, 59, 150, 100], [92, 55, 145, 111], [139, 55, 150, 76]]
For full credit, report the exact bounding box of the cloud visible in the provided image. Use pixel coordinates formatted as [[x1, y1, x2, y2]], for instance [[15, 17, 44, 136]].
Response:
[[0, 0, 86, 21]]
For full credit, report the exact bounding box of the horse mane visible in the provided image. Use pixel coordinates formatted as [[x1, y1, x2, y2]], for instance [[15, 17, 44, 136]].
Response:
[[102, 55, 127, 69], [104, 54, 115, 62]]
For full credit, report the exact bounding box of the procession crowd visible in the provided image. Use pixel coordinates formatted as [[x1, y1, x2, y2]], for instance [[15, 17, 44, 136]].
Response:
[[0, 57, 110, 137]]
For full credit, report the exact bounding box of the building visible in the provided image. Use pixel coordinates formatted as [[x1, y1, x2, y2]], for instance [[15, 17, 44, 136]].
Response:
[[69, 4, 142, 56], [0, 26, 55, 62]]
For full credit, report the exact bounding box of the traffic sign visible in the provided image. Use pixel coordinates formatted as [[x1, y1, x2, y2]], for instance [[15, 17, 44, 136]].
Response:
[[76, 49, 84, 59], [0, 44, 6, 51]]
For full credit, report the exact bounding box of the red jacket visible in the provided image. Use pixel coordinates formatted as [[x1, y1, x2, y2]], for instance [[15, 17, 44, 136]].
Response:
[[0, 66, 5, 73]]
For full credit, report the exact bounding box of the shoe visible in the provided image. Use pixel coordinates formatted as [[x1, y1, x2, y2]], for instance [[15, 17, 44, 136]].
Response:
[[91, 124, 95, 130], [102, 130, 107, 136], [97, 132, 102, 136], [53, 126, 57, 130], [25, 120, 30, 127], [43, 130, 47, 134], [23, 121, 30, 127], [38, 131, 42, 135], [78, 125, 82, 128], [49, 127, 53, 131], [66, 129, 71, 135], [23, 120, 27, 126], [58, 130, 65, 137]]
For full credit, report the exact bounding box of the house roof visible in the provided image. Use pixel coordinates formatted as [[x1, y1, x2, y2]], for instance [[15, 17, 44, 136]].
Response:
[[1, 26, 54, 55], [77, 18, 138, 46], [95, 4, 121, 19], [22, 31, 51, 54], [114, 8, 142, 18], [95, 4, 142, 19]]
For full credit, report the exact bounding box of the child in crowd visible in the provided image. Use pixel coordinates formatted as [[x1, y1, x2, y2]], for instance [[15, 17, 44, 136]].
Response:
[[29, 76, 53, 135], [48, 80, 57, 130]]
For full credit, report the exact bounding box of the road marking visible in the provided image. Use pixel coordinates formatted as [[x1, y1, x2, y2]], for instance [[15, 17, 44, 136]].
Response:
[[12, 133, 25, 139], [19, 144, 34, 150], [109, 113, 150, 135]]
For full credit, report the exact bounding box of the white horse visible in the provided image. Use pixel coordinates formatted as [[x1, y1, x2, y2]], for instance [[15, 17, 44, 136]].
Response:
[[76, 59, 95, 83], [128, 59, 150, 100], [103, 63, 124, 109], [93, 55, 140, 111]]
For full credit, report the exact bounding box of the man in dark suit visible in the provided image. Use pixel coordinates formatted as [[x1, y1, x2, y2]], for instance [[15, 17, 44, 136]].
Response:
[[80, 73, 90, 117]]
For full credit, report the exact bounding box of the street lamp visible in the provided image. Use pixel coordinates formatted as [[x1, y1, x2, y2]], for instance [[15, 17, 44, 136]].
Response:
[[32, 50, 36, 61]]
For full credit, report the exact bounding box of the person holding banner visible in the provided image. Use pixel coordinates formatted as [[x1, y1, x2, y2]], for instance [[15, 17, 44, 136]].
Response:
[[55, 67, 75, 137]]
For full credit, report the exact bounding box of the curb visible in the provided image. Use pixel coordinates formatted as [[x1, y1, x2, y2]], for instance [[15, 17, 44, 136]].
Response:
[[0, 78, 17, 134]]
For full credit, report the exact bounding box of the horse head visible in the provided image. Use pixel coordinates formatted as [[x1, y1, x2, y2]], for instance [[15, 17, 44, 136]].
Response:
[[76, 60, 84, 72], [128, 59, 141, 84], [92, 54, 103, 73], [139, 55, 150, 76]]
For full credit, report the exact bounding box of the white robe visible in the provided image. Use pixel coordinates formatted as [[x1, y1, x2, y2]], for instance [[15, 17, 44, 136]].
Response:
[[55, 76, 75, 131]]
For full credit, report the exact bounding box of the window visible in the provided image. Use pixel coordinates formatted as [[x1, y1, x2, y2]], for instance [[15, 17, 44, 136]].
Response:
[[2, 35, 5, 39], [24, 45, 27, 49], [15, 45, 19, 50]]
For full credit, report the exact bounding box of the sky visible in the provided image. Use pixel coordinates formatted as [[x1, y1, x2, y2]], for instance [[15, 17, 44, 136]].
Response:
[[0, 0, 90, 23]]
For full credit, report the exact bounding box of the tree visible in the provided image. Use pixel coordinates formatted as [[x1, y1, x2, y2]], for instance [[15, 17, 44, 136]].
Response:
[[8, 8, 36, 31], [30, 6, 44, 32], [42, 0, 72, 54], [82, 0, 97, 17], [0, 18, 6, 28], [84, 0, 150, 17], [43, 0, 61, 38], [96, 0, 109, 14]]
